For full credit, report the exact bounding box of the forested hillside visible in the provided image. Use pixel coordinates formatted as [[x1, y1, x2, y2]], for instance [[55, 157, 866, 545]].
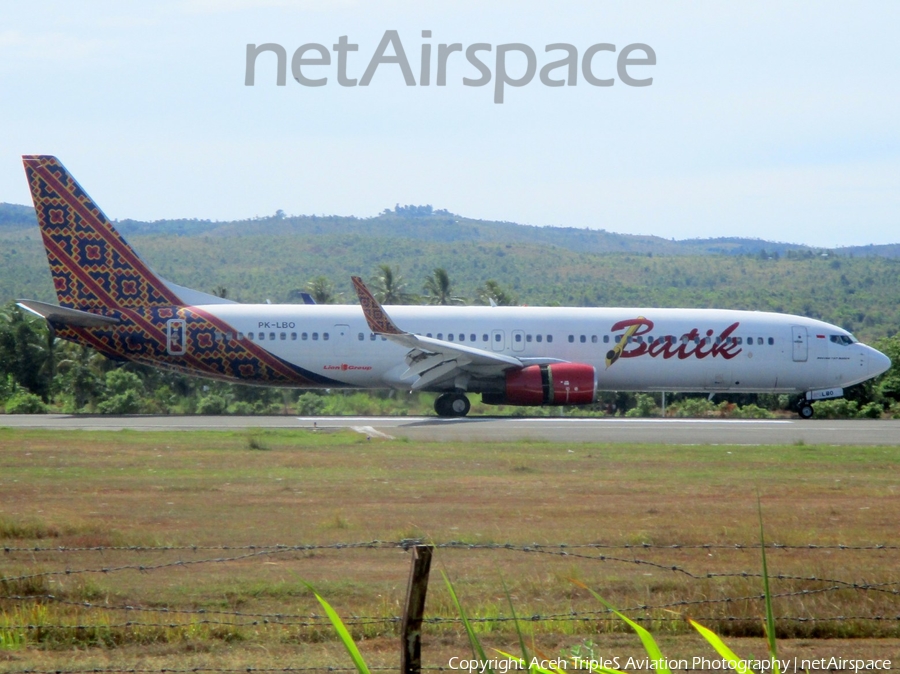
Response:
[[3, 201, 899, 258]]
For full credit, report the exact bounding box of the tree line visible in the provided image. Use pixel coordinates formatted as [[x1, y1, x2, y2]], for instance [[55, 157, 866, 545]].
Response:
[[1, 263, 898, 417], [301, 265, 517, 306]]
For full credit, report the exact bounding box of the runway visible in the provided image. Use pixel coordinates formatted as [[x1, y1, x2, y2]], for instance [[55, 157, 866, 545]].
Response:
[[1, 414, 898, 445]]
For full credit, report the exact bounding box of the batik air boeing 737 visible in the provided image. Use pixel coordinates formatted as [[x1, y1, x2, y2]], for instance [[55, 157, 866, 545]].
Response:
[[17, 156, 891, 418]]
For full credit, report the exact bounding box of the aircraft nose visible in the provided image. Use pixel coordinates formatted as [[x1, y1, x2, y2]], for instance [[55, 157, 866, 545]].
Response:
[[869, 347, 892, 378]]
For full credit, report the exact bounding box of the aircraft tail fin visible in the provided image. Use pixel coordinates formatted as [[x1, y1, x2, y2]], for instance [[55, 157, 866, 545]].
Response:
[[22, 155, 183, 311]]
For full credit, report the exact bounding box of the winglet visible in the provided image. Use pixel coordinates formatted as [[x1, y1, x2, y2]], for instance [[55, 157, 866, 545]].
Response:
[[351, 276, 404, 335]]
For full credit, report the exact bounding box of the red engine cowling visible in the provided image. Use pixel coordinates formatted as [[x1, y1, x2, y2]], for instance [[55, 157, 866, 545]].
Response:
[[501, 363, 597, 406]]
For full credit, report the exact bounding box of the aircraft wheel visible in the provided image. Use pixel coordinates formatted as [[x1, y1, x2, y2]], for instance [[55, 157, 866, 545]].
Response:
[[448, 393, 471, 417], [435, 393, 470, 417], [798, 402, 814, 419], [434, 394, 452, 417]]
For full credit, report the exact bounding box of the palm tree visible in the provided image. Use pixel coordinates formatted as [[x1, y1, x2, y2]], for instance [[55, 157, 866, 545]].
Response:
[[477, 280, 517, 306], [423, 268, 465, 306], [305, 276, 340, 304], [371, 264, 417, 304], [0, 303, 53, 399], [55, 341, 104, 410]]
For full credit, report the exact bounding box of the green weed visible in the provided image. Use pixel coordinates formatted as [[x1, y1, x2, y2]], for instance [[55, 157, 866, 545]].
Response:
[[246, 431, 270, 451], [0, 515, 61, 540]]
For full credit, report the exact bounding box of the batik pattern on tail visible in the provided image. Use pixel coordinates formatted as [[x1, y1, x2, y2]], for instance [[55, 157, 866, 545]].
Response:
[[22, 155, 340, 387], [23, 155, 182, 311]]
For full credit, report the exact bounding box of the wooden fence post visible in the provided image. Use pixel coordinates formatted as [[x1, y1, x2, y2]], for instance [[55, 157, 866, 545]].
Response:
[[400, 544, 433, 674]]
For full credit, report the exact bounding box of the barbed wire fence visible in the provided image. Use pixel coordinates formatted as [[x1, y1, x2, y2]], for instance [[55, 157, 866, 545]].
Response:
[[2, 540, 899, 673]]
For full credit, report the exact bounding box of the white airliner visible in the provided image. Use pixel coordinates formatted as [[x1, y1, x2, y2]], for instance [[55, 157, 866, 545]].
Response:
[[17, 156, 892, 418]]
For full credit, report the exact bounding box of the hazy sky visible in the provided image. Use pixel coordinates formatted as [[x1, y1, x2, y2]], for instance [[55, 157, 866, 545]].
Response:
[[1, 1, 898, 247]]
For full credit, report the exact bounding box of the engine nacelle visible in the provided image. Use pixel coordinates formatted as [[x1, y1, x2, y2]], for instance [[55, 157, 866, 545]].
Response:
[[483, 363, 597, 406]]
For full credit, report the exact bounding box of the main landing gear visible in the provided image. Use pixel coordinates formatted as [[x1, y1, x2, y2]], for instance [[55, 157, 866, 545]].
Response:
[[434, 392, 471, 417], [797, 400, 815, 419]]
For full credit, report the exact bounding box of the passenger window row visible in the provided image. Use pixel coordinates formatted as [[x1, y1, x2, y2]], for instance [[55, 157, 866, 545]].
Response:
[[213, 331, 330, 343], [421, 333, 554, 343], [211, 329, 783, 349], [567, 334, 776, 346], [519, 334, 553, 343]]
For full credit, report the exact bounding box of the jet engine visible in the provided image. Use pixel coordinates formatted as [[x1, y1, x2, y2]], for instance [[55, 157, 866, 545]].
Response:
[[482, 363, 597, 406]]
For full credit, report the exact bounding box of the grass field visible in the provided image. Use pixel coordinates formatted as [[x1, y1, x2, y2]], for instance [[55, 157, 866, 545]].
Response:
[[0, 428, 898, 671]]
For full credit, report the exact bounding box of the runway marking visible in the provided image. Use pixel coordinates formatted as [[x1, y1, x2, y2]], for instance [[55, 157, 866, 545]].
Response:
[[350, 425, 395, 440]]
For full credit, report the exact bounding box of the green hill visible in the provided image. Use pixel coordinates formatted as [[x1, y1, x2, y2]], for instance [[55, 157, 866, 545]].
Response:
[[1, 203, 898, 341]]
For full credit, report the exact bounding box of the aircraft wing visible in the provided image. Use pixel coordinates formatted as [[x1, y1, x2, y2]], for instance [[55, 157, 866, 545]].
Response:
[[351, 276, 524, 390]]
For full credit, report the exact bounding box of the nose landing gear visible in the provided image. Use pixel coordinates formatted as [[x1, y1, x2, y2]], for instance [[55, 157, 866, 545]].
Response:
[[434, 392, 471, 417], [797, 401, 815, 419]]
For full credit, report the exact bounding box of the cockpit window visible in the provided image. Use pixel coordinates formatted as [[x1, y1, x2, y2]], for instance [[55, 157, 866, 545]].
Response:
[[829, 335, 854, 346]]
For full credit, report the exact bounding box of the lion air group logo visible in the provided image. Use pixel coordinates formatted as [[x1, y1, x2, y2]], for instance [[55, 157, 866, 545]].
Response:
[[324, 363, 373, 371]]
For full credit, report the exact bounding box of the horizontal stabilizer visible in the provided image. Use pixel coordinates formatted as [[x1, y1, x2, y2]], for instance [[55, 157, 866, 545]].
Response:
[[17, 299, 120, 328]]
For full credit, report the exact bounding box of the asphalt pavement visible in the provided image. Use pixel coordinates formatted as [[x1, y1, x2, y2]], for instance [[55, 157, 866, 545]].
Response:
[[1, 414, 897, 445]]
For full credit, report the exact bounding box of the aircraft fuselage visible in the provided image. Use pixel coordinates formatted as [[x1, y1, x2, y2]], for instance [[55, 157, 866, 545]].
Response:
[[67, 303, 887, 395]]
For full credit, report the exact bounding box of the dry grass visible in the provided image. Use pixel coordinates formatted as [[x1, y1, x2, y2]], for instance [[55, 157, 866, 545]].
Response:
[[0, 428, 898, 668]]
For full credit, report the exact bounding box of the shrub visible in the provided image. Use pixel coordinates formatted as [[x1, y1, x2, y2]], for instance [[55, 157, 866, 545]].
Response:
[[5, 392, 47, 414], [149, 385, 178, 414], [322, 392, 383, 415], [625, 393, 658, 417], [228, 401, 255, 415], [670, 397, 717, 418], [0, 373, 16, 405], [253, 400, 282, 415], [96, 390, 143, 414], [96, 369, 146, 414], [858, 401, 883, 419], [756, 393, 784, 411], [730, 403, 774, 419], [811, 398, 859, 419], [104, 369, 144, 396], [196, 394, 229, 415], [296, 392, 326, 416]]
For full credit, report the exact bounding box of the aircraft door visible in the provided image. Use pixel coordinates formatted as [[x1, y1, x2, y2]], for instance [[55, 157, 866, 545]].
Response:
[[511, 330, 525, 352], [792, 326, 808, 362], [166, 319, 186, 356], [491, 329, 505, 352], [333, 324, 351, 354]]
